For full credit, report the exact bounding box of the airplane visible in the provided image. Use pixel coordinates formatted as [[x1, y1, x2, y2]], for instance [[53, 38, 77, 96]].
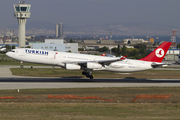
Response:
[[6, 42, 171, 79], [175, 55, 180, 64], [0, 48, 6, 51], [101, 53, 116, 57], [101, 53, 127, 60]]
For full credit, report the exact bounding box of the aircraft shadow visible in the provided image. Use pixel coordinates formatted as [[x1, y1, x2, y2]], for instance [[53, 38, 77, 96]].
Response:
[[0, 77, 180, 83]]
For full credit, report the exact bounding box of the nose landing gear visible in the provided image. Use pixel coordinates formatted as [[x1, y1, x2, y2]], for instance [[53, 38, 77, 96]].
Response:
[[20, 61, 24, 68]]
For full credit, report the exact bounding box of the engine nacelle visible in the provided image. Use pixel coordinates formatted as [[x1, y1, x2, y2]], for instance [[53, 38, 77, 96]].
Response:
[[87, 62, 102, 69], [65, 63, 81, 70]]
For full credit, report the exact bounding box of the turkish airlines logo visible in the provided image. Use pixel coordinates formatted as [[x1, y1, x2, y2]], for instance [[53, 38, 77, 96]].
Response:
[[155, 48, 164, 58]]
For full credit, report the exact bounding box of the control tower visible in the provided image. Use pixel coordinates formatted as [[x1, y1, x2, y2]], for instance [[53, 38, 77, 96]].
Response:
[[13, 1, 31, 47]]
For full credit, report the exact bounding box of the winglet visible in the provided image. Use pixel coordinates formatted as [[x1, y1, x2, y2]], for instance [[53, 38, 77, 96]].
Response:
[[120, 55, 127, 60], [139, 42, 172, 62], [101, 53, 106, 56]]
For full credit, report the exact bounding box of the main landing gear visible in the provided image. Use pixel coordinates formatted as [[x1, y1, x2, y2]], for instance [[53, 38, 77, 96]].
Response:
[[82, 71, 94, 79]]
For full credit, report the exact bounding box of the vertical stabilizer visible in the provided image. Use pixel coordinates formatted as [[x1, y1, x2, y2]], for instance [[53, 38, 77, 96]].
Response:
[[139, 42, 172, 62]]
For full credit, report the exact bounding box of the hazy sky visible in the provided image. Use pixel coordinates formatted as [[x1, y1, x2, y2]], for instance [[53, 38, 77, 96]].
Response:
[[1, 0, 180, 28]]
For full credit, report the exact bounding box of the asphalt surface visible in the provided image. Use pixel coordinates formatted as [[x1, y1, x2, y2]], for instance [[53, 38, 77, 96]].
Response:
[[0, 65, 180, 90]]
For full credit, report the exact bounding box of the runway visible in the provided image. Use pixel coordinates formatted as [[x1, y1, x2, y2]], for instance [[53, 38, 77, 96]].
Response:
[[0, 77, 180, 90], [0, 65, 180, 90]]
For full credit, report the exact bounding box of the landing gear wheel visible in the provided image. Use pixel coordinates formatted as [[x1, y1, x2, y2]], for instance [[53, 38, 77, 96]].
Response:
[[89, 75, 94, 79], [82, 71, 86, 75], [31, 66, 33, 68], [20, 65, 24, 68]]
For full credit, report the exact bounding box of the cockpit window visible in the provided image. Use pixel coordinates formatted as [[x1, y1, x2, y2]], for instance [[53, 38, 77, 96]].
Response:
[[11, 50, 15, 52]]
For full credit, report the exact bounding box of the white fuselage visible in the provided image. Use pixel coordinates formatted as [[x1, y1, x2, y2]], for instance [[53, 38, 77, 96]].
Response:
[[6, 49, 153, 72], [104, 59, 152, 72]]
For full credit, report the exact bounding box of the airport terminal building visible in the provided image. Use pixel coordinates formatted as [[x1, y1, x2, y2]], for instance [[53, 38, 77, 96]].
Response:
[[32, 39, 78, 53], [165, 49, 180, 61]]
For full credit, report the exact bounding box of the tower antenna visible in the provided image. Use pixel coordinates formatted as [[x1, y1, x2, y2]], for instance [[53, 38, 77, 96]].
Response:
[[170, 29, 177, 49]]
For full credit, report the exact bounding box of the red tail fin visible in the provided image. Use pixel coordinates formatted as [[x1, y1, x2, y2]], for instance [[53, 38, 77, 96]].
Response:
[[139, 42, 172, 62]]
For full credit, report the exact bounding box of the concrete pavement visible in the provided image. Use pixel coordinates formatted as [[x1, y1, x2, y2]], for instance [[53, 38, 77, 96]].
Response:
[[0, 65, 180, 90], [0, 66, 14, 77]]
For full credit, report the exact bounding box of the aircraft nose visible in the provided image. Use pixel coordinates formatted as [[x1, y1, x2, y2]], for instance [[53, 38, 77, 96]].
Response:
[[6, 52, 11, 57]]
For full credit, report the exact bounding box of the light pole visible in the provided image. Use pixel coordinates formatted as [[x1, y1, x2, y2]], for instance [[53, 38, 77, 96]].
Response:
[[109, 32, 112, 55]]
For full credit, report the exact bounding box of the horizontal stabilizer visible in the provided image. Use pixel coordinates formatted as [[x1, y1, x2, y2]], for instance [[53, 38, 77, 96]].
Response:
[[151, 62, 166, 68]]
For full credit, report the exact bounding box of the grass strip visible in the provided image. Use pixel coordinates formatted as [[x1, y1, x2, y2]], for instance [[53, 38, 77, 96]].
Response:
[[0, 88, 180, 119], [0, 103, 180, 120]]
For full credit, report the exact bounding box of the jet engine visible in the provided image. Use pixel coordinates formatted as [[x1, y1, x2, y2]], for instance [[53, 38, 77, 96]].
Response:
[[87, 62, 102, 69], [65, 63, 81, 70]]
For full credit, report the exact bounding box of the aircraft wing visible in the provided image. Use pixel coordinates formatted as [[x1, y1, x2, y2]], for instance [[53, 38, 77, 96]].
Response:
[[63, 58, 120, 66], [62, 58, 122, 70]]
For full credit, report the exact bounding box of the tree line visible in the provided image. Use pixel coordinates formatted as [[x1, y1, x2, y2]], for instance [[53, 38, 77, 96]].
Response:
[[97, 44, 147, 59]]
